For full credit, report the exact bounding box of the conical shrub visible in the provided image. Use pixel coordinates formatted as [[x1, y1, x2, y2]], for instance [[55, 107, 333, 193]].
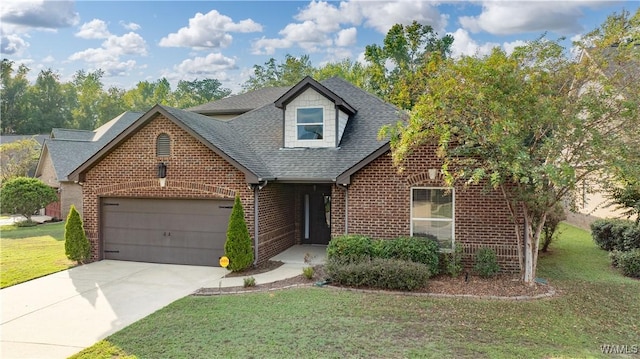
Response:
[[65, 205, 90, 263], [224, 195, 254, 271]]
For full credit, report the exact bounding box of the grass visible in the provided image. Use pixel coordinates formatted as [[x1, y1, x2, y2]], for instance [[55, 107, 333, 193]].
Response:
[[0, 222, 75, 288], [73, 223, 640, 358]]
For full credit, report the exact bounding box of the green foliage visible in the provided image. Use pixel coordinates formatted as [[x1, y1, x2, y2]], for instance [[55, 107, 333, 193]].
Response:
[[326, 257, 429, 291], [243, 276, 256, 288], [540, 203, 567, 252], [473, 247, 500, 278], [64, 205, 90, 263], [326, 235, 372, 263], [0, 177, 57, 221], [0, 138, 40, 183], [607, 180, 640, 224], [617, 249, 640, 278], [382, 236, 440, 275], [242, 55, 315, 91], [440, 242, 464, 277], [302, 266, 314, 280], [1, 59, 30, 134], [591, 219, 640, 251], [224, 196, 254, 272], [609, 250, 622, 268]]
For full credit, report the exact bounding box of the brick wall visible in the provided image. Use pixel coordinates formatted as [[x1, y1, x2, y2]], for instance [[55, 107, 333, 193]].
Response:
[[338, 145, 521, 272], [81, 115, 254, 262], [256, 182, 296, 262]]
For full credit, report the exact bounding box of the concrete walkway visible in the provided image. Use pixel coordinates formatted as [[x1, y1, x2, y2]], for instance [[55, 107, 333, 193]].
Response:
[[0, 245, 326, 359]]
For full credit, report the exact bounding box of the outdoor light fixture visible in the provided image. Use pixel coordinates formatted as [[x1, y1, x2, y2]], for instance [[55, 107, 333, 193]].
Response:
[[157, 162, 167, 187]]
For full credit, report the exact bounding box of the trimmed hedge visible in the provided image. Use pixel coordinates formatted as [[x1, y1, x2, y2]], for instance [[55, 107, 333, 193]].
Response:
[[591, 219, 640, 252], [617, 249, 640, 278], [473, 247, 500, 277], [327, 235, 372, 263], [326, 257, 430, 291]]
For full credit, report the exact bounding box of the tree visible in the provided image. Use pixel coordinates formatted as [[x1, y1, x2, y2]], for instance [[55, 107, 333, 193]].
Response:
[[242, 54, 315, 91], [382, 30, 639, 284], [0, 177, 58, 223], [224, 195, 254, 271], [364, 21, 454, 109], [71, 69, 105, 130], [65, 205, 90, 263], [314, 59, 372, 92], [0, 138, 40, 183], [1, 59, 30, 134], [172, 78, 231, 108], [25, 69, 73, 133]]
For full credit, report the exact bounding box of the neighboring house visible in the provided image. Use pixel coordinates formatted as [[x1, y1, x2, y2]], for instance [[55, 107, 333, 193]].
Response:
[[63, 76, 521, 270], [567, 44, 640, 229], [0, 134, 48, 178], [35, 112, 142, 219], [188, 86, 290, 120]]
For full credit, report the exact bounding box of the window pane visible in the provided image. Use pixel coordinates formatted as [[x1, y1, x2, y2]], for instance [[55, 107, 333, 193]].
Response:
[[297, 107, 323, 124], [298, 125, 323, 139], [412, 220, 453, 249], [412, 189, 452, 219]]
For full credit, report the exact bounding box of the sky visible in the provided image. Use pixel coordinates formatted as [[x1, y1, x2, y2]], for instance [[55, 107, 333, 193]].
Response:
[[1, 0, 638, 94]]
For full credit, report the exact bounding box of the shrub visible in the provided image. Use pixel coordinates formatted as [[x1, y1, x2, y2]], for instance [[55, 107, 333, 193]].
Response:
[[65, 205, 91, 263], [243, 276, 256, 287], [474, 247, 500, 278], [621, 225, 640, 251], [326, 257, 429, 291], [302, 266, 314, 280], [224, 196, 254, 272], [384, 236, 439, 275], [609, 250, 623, 268], [540, 203, 566, 252], [370, 239, 393, 259], [591, 219, 635, 251], [326, 235, 372, 263], [440, 242, 464, 277], [0, 177, 58, 222], [617, 249, 640, 278]]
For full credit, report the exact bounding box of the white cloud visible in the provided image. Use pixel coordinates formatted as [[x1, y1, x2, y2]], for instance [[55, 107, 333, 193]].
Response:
[[252, 37, 292, 55], [502, 40, 527, 55], [161, 53, 238, 90], [459, 1, 610, 35], [103, 32, 147, 56], [120, 21, 141, 31], [449, 28, 498, 58], [42, 55, 55, 63], [159, 10, 262, 49], [335, 27, 357, 47], [0, 0, 79, 29], [354, 0, 448, 34], [295, 1, 361, 33], [0, 32, 29, 55], [68, 32, 147, 77], [76, 19, 111, 39]]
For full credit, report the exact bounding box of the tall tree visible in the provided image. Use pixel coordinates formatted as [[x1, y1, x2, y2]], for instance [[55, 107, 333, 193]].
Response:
[[96, 86, 127, 126], [0, 138, 40, 183], [25, 69, 73, 133], [381, 29, 639, 284], [1, 59, 30, 134], [71, 69, 105, 130], [365, 21, 454, 109], [173, 78, 231, 108], [314, 59, 371, 92], [242, 54, 315, 91]]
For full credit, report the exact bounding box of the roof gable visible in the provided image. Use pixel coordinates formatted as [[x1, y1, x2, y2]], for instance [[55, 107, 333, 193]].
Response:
[[274, 76, 356, 116]]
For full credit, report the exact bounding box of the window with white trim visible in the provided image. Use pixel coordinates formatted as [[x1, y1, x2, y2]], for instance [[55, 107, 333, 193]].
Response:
[[411, 187, 454, 250], [296, 107, 323, 140], [156, 133, 170, 156]]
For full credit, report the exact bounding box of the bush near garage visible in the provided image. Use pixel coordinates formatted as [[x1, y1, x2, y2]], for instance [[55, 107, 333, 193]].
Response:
[[224, 196, 254, 272], [65, 205, 91, 264]]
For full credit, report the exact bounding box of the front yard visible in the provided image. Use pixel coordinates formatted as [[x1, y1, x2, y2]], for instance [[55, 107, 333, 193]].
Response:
[[0, 222, 75, 288], [72, 223, 640, 358]]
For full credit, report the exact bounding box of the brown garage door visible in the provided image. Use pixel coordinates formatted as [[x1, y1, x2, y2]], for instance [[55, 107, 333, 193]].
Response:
[[101, 197, 234, 266]]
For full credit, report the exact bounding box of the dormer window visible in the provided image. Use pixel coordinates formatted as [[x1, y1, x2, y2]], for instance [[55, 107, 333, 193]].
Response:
[[297, 107, 324, 140]]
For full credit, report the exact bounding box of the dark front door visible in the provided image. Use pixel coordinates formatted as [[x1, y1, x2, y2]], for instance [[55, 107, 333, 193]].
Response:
[[302, 185, 331, 245]]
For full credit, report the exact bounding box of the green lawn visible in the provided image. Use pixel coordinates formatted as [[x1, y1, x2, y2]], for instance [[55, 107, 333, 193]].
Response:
[[73, 223, 640, 359], [0, 222, 75, 288]]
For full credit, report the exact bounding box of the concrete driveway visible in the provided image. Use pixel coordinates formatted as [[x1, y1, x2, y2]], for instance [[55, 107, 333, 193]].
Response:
[[1, 260, 227, 359]]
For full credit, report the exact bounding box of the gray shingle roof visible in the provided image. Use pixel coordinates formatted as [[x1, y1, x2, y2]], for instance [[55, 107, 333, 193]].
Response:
[[187, 87, 290, 115], [44, 111, 142, 181], [51, 129, 93, 141]]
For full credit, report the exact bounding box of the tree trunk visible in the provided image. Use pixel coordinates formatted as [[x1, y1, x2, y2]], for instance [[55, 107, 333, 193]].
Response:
[[522, 204, 548, 285]]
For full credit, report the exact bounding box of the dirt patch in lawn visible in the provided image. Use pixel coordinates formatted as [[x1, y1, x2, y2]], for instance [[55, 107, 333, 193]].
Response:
[[195, 265, 555, 300]]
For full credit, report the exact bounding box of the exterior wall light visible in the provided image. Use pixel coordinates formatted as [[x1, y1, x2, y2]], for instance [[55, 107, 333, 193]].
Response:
[[157, 162, 167, 187]]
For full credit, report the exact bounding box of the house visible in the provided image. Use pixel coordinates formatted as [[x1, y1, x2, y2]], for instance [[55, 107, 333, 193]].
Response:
[[64, 76, 520, 270], [35, 112, 142, 219]]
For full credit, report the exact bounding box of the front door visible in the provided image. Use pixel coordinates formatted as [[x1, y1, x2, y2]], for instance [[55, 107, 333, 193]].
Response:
[[302, 185, 331, 245]]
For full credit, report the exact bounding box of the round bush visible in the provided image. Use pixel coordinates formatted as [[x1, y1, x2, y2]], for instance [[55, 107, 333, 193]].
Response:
[[474, 247, 500, 277], [327, 235, 372, 263], [326, 257, 430, 291], [618, 249, 640, 278], [386, 237, 440, 275]]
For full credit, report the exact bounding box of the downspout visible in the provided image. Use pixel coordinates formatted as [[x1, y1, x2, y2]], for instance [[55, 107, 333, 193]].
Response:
[[253, 180, 268, 265], [337, 183, 349, 234]]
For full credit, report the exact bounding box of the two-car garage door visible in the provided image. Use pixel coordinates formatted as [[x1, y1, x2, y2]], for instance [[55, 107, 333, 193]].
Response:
[[101, 198, 234, 266]]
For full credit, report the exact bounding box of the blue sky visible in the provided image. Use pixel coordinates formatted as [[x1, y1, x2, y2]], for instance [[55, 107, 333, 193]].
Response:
[[1, 1, 638, 94]]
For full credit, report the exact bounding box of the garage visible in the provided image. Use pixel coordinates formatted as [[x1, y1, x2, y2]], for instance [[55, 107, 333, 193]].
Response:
[[101, 197, 234, 266]]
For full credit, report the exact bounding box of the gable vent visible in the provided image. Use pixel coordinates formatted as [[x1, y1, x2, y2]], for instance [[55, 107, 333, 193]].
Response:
[[156, 133, 171, 157]]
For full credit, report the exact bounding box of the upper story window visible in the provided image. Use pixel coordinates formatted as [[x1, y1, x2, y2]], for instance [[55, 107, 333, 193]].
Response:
[[156, 133, 171, 156], [411, 187, 454, 251], [296, 107, 323, 140]]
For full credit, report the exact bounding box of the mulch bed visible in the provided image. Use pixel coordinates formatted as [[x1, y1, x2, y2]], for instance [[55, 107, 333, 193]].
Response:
[[194, 263, 555, 300]]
